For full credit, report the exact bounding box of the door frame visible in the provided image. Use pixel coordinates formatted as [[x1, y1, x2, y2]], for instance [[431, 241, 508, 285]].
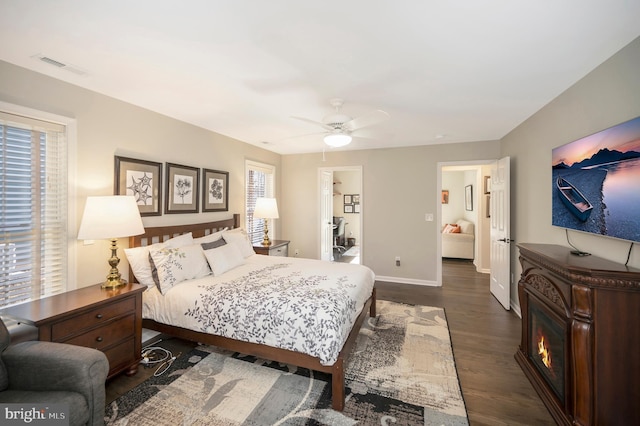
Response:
[[318, 165, 363, 263], [437, 159, 496, 286]]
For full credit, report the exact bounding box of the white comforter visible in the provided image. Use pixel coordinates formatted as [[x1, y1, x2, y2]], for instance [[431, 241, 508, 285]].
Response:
[[143, 254, 375, 365]]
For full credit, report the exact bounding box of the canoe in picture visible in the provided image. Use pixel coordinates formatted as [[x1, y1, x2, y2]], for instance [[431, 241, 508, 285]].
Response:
[[556, 177, 593, 221]]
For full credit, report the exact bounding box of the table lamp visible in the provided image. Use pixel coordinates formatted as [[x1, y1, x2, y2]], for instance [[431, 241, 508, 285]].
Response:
[[78, 195, 145, 288], [253, 197, 279, 246]]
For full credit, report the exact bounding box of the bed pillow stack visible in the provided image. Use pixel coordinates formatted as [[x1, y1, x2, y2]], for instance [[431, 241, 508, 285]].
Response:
[[124, 227, 255, 294], [149, 243, 211, 294], [221, 228, 255, 258], [124, 232, 196, 288], [202, 241, 245, 276]]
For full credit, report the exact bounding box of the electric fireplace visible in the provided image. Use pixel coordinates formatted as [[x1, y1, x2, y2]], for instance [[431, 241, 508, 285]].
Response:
[[516, 244, 640, 426], [529, 302, 565, 402]]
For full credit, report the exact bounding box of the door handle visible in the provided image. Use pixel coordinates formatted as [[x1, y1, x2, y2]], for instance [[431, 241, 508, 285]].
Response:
[[498, 238, 514, 243]]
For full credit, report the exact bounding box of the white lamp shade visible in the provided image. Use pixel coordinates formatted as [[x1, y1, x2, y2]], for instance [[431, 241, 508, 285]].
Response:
[[78, 195, 145, 240], [253, 197, 279, 219], [324, 133, 352, 147]]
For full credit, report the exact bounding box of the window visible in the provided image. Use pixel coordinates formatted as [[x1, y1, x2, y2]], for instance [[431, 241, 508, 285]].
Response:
[[0, 108, 70, 308], [245, 160, 275, 245]]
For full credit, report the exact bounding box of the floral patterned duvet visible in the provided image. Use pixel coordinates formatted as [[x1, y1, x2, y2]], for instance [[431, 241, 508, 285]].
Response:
[[142, 254, 375, 365]]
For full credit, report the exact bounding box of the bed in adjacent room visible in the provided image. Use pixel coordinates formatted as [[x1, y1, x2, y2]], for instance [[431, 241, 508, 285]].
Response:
[[126, 214, 376, 411]]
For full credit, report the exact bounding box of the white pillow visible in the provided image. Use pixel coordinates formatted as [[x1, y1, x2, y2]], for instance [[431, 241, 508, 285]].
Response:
[[124, 232, 194, 286], [149, 244, 210, 294], [193, 228, 227, 245], [203, 243, 245, 276], [222, 228, 255, 258]]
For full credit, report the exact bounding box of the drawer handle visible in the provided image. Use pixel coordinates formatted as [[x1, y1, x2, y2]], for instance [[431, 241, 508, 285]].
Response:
[[95, 313, 103, 319], [96, 336, 103, 342]]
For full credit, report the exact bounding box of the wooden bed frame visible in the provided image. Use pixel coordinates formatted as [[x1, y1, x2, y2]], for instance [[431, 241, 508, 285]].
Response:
[[128, 214, 377, 411]]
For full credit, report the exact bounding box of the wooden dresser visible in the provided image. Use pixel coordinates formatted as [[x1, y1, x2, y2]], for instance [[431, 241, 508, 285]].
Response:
[[0, 282, 144, 379]]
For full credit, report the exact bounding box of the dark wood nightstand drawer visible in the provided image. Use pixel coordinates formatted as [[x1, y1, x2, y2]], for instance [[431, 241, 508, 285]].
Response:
[[51, 297, 135, 341], [104, 336, 137, 373], [63, 314, 135, 350]]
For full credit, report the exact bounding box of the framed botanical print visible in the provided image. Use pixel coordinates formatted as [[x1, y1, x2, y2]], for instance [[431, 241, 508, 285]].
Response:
[[202, 168, 229, 212], [114, 156, 162, 216], [465, 184, 473, 211], [165, 163, 199, 214]]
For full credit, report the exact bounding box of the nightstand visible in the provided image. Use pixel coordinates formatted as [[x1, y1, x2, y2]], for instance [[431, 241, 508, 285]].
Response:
[[253, 239, 290, 257], [0, 282, 144, 379]]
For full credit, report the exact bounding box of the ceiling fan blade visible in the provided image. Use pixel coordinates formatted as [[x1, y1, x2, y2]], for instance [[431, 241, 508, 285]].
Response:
[[291, 116, 334, 131], [343, 110, 390, 131]]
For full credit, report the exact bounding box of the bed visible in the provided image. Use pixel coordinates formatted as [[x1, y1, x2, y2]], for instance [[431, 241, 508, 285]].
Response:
[[127, 214, 376, 411]]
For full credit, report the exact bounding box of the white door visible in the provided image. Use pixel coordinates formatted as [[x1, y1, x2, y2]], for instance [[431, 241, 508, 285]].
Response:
[[320, 170, 333, 261], [489, 156, 511, 310]]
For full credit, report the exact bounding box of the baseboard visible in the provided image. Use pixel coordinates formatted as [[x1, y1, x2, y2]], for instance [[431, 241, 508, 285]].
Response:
[[511, 301, 522, 318], [375, 275, 439, 287]]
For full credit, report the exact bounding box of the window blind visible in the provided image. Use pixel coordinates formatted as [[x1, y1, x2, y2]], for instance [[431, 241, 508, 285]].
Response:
[[0, 112, 67, 308], [245, 160, 275, 245]]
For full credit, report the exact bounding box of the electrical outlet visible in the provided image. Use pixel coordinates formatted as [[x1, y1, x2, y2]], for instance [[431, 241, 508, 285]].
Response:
[[395, 256, 400, 266], [294, 249, 299, 256]]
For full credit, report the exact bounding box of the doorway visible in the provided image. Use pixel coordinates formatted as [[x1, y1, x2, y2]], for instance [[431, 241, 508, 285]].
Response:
[[437, 161, 493, 286], [319, 166, 363, 264]]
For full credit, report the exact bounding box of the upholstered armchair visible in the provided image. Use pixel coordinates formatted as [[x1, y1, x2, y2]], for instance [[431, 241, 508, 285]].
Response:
[[0, 317, 109, 426]]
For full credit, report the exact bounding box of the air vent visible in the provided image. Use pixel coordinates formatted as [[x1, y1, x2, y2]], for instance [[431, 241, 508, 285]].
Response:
[[39, 56, 66, 67], [32, 54, 88, 76]]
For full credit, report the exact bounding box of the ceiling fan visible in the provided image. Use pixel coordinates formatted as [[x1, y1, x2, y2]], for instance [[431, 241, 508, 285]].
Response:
[[292, 98, 390, 147]]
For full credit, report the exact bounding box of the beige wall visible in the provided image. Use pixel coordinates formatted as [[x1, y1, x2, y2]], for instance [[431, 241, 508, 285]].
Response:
[[280, 141, 501, 284], [0, 60, 280, 289], [502, 36, 640, 311]]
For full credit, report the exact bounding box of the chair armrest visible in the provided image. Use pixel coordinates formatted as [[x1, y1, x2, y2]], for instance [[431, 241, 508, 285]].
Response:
[[3, 341, 109, 425]]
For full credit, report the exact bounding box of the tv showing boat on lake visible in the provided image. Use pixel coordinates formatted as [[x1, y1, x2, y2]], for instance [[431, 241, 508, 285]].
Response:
[[552, 115, 640, 243], [556, 177, 593, 222]]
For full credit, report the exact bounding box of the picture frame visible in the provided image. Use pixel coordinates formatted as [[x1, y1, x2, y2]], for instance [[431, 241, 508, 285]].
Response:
[[165, 162, 199, 214], [114, 156, 162, 216], [486, 195, 491, 218], [352, 194, 360, 203], [202, 168, 229, 212], [465, 185, 473, 211], [442, 190, 449, 204], [484, 176, 491, 194], [344, 194, 352, 205], [344, 204, 354, 213], [354, 204, 361, 213]]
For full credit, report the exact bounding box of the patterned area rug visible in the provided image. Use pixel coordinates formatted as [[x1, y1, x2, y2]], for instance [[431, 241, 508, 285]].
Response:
[[105, 301, 468, 425]]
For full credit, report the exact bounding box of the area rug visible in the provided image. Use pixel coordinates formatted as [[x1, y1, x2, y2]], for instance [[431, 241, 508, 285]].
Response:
[[105, 301, 468, 425]]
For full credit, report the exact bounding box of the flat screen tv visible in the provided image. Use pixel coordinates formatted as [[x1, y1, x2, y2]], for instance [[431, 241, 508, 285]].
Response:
[[552, 116, 640, 244]]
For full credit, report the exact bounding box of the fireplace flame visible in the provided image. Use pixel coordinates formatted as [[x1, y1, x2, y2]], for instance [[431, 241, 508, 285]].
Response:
[[538, 335, 552, 369]]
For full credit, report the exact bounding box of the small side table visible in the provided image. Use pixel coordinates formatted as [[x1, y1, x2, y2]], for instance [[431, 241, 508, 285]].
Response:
[[253, 240, 290, 257], [0, 282, 144, 379]]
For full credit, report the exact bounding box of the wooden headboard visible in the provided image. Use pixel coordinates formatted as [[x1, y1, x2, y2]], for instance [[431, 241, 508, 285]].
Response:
[[127, 213, 240, 283]]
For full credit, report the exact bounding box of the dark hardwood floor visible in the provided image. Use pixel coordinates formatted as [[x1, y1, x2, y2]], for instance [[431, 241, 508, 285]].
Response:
[[376, 259, 554, 425], [107, 258, 554, 425]]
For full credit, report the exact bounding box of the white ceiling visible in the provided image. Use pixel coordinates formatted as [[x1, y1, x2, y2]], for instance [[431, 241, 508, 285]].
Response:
[[1, 1, 639, 155]]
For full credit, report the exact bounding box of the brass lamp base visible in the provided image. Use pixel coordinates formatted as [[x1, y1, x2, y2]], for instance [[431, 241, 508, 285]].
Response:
[[102, 238, 128, 289], [261, 222, 272, 246]]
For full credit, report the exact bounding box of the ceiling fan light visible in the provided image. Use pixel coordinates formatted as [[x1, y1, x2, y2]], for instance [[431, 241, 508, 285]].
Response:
[[324, 133, 352, 147]]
